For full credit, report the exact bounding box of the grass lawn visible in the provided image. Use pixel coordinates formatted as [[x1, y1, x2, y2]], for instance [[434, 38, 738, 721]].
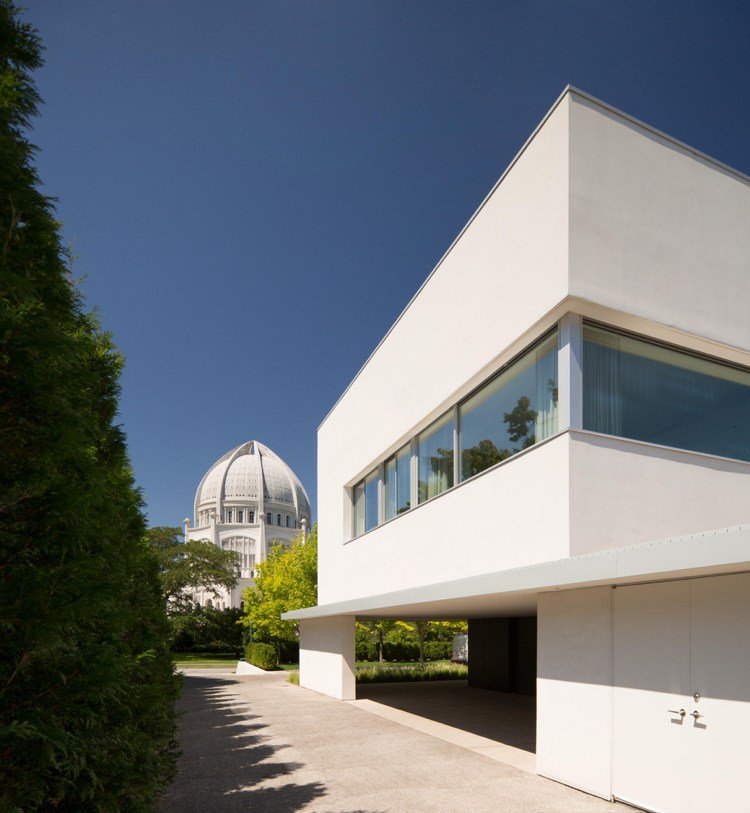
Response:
[[173, 653, 239, 669]]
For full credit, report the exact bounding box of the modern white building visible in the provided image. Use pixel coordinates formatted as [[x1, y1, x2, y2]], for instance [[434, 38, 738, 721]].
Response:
[[284, 87, 750, 812], [185, 440, 311, 609]]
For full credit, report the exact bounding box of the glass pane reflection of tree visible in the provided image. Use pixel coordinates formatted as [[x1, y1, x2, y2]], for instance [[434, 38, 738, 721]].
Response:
[[418, 413, 454, 503], [385, 444, 411, 520], [459, 332, 558, 481]]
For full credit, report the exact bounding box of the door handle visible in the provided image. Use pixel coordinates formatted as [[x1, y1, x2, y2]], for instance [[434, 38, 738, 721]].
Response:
[[668, 708, 686, 718], [691, 710, 702, 720]]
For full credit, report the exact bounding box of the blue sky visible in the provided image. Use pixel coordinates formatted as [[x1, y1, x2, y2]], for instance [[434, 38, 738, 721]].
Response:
[[25, 1, 750, 527]]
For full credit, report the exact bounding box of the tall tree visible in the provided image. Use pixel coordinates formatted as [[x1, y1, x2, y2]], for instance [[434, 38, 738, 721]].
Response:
[[147, 526, 239, 612], [242, 525, 317, 655], [0, 5, 178, 809]]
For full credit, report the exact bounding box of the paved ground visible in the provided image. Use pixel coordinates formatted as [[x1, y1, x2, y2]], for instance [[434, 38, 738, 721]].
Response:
[[354, 680, 536, 772], [161, 669, 635, 813]]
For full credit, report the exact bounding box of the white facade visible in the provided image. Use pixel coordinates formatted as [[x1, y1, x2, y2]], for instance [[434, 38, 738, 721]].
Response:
[[284, 87, 750, 812], [185, 440, 311, 609]]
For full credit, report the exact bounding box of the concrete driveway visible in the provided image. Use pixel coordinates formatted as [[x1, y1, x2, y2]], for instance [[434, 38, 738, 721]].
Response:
[[161, 669, 634, 813]]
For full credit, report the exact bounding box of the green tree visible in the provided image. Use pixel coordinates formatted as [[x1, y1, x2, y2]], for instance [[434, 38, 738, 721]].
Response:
[[242, 525, 317, 657], [461, 437, 509, 479], [0, 6, 178, 809], [169, 606, 245, 654], [147, 526, 239, 612], [503, 394, 538, 448], [358, 620, 398, 663]]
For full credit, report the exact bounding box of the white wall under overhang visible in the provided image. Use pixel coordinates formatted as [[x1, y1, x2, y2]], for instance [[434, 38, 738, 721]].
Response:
[[318, 429, 750, 606], [569, 431, 750, 556]]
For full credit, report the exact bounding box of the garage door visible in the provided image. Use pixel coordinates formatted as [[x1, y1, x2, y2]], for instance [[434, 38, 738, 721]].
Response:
[[613, 573, 750, 813]]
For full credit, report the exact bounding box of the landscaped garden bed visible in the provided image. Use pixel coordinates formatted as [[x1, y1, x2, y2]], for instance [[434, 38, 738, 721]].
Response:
[[287, 659, 467, 685]]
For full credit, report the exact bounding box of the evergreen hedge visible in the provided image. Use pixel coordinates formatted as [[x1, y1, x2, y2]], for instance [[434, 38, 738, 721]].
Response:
[[355, 639, 453, 662], [0, 5, 178, 810], [245, 643, 278, 671]]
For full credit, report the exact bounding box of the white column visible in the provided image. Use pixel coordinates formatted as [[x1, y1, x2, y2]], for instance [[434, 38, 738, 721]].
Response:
[[557, 312, 583, 432], [299, 616, 356, 700]]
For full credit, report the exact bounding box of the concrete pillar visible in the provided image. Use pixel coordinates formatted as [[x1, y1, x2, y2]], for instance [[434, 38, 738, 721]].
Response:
[[299, 616, 356, 700]]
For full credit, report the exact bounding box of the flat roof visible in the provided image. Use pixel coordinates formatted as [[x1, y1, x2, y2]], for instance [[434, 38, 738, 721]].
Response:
[[318, 85, 750, 433], [283, 524, 750, 620]]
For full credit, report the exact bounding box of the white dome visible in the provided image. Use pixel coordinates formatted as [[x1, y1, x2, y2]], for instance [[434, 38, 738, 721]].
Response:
[[193, 440, 311, 520]]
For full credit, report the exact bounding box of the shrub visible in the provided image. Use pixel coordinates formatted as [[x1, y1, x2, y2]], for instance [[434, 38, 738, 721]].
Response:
[[424, 641, 452, 660], [277, 639, 299, 664], [356, 639, 378, 661], [189, 642, 241, 655], [356, 662, 468, 683], [383, 641, 420, 661], [246, 642, 277, 671], [0, 7, 178, 809], [169, 606, 244, 654]]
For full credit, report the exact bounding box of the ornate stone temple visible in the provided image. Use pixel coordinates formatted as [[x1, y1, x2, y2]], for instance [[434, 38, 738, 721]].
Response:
[[184, 440, 311, 609]]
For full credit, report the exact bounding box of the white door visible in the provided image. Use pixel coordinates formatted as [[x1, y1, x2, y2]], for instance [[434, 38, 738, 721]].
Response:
[[613, 581, 693, 813], [688, 573, 750, 812], [613, 574, 750, 813]]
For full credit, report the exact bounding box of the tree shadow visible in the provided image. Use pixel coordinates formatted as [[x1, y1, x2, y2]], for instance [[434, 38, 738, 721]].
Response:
[[160, 675, 327, 812]]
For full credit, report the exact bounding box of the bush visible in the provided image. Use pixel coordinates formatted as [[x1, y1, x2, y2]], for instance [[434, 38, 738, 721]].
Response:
[[356, 638, 378, 661], [424, 641, 452, 660], [277, 639, 299, 664], [169, 606, 244, 654], [246, 642, 277, 670], [356, 662, 467, 683], [0, 6, 178, 808], [189, 642, 240, 655], [383, 641, 420, 661]]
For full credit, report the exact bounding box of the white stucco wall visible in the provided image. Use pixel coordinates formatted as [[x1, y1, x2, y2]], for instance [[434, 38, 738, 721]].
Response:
[[537, 587, 613, 799], [298, 616, 356, 701], [319, 434, 570, 604], [569, 431, 750, 556], [569, 94, 750, 354]]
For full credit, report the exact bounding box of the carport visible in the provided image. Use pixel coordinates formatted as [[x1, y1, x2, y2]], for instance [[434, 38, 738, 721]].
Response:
[[284, 556, 550, 771], [283, 528, 750, 784]]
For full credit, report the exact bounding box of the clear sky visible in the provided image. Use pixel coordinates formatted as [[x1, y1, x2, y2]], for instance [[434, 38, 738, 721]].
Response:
[[24, 0, 750, 527]]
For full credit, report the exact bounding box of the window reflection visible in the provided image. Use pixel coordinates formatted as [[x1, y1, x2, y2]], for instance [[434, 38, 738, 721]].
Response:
[[459, 331, 558, 481], [385, 444, 411, 520], [353, 481, 365, 537], [418, 412, 455, 503], [365, 470, 378, 531], [583, 324, 750, 462]]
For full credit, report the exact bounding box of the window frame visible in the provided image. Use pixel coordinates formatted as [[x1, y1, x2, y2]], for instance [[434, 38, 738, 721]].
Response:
[[582, 319, 750, 462], [417, 409, 456, 505], [457, 328, 559, 485], [346, 325, 563, 542]]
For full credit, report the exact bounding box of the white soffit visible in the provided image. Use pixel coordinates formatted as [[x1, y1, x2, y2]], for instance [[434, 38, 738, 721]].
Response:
[[283, 524, 750, 620]]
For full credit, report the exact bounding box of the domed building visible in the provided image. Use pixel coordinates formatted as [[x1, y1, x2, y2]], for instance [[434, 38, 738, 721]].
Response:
[[184, 440, 311, 609]]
